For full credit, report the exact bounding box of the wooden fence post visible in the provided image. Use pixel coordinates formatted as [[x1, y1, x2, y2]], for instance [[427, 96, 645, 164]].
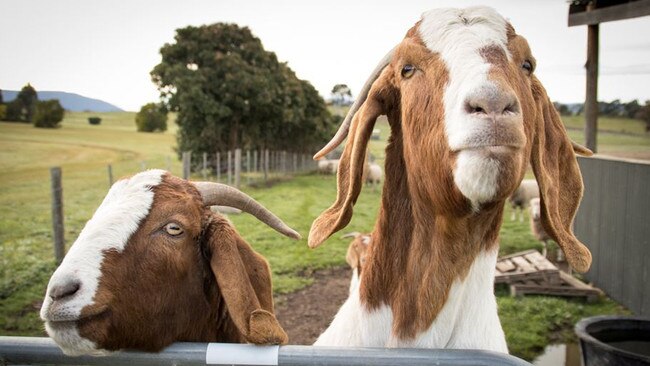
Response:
[[166, 156, 171, 172], [227, 150, 232, 185], [182, 151, 192, 179], [235, 148, 242, 188], [293, 153, 298, 173], [50, 167, 65, 264], [264, 149, 269, 182], [246, 150, 251, 185], [140, 161, 146, 171], [107, 164, 113, 187], [216, 152, 221, 183], [202, 152, 208, 181], [253, 150, 258, 174]]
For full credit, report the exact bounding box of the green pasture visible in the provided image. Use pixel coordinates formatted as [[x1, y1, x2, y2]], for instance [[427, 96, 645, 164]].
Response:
[[0, 111, 644, 360]]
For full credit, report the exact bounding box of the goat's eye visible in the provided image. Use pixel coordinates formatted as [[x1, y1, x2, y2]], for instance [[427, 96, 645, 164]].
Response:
[[164, 223, 183, 236], [401, 64, 416, 79], [522, 60, 534, 74]]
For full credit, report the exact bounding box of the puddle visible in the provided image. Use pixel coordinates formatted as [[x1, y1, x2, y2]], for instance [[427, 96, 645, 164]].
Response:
[[533, 343, 581, 366]]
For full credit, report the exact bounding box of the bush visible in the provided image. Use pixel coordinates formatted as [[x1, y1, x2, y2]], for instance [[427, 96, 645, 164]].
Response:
[[33, 100, 64, 128], [88, 117, 101, 125], [135, 103, 167, 132], [0, 105, 6, 121]]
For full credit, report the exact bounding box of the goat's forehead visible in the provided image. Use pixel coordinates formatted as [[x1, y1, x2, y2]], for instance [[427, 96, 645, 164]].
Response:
[[417, 7, 509, 60]]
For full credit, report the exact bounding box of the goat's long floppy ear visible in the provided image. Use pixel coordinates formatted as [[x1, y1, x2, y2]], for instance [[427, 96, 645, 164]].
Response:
[[205, 217, 288, 344], [529, 79, 592, 273], [308, 70, 391, 248]]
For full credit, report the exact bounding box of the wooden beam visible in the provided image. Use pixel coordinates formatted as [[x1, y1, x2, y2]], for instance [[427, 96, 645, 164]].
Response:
[[569, 0, 650, 26], [584, 16, 599, 153]]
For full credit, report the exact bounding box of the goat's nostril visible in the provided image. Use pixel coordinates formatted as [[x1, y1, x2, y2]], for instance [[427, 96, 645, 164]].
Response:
[[50, 280, 81, 301], [465, 102, 487, 115]]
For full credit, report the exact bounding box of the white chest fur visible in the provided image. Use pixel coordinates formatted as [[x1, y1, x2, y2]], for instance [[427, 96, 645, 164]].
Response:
[[314, 249, 508, 353]]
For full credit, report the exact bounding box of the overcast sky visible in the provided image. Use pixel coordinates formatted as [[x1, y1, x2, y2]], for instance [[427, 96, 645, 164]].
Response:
[[1, 0, 649, 111]]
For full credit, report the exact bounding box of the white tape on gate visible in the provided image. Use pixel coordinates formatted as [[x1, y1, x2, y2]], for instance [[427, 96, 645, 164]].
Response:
[[206, 343, 279, 365]]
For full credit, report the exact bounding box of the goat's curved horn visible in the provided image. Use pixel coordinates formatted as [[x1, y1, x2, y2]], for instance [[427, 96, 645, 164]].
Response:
[[571, 140, 593, 156], [194, 182, 301, 240], [340, 232, 361, 239], [313, 47, 395, 160]]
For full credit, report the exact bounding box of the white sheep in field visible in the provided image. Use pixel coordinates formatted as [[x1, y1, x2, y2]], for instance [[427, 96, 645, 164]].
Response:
[[508, 179, 539, 222], [40, 170, 299, 356], [317, 159, 340, 175], [365, 162, 383, 190], [308, 6, 592, 352], [529, 197, 565, 262]]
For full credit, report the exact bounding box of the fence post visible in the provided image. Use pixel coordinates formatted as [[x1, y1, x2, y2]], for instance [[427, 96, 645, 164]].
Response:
[[107, 164, 113, 187], [182, 151, 191, 179], [227, 150, 232, 185], [140, 161, 146, 171], [253, 150, 258, 174], [246, 150, 251, 185], [282, 151, 287, 174], [50, 167, 65, 264], [293, 153, 298, 173], [234, 148, 242, 188], [216, 152, 221, 183], [202, 152, 208, 181], [166, 156, 171, 172], [264, 149, 269, 183]]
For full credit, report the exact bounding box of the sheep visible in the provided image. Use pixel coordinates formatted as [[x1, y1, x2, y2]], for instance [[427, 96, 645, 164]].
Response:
[[529, 197, 566, 263], [364, 162, 383, 190], [307, 6, 593, 352], [317, 159, 340, 175], [508, 179, 539, 221], [341, 232, 371, 294], [40, 170, 299, 356]]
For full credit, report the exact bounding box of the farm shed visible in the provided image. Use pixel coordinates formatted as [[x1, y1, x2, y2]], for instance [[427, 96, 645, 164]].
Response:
[[568, 0, 650, 152]]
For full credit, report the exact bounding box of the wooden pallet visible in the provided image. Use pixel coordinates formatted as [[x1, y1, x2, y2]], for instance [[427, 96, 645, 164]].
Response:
[[495, 250, 602, 302]]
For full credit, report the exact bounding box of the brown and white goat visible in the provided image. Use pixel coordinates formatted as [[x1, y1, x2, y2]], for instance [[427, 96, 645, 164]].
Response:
[[40, 170, 298, 356], [308, 7, 593, 352]]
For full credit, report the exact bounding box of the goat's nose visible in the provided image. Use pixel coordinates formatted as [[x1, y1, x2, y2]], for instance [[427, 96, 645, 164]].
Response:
[[49, 280, 81, 301], [464, 88, 520, 117]]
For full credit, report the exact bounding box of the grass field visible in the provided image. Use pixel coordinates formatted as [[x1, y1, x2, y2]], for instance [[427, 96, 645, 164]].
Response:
[[1, 111, 644, 360]]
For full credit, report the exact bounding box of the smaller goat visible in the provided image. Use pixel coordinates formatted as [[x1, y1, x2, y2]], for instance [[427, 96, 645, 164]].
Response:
[[341, 232, 371, 293], [508, 179, 539, 222], [40, 170, 299, 356], [529, 197, 565, 262], [364, 163, 383, 191]]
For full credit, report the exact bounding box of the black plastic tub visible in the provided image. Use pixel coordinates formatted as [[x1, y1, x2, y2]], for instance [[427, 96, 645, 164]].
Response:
[[575, 315, 650, 366]]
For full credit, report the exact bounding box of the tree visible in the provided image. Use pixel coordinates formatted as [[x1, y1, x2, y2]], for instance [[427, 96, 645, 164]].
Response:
[[331, 84, 352, 106], [135, 103, 167, 132], [151, 23, 336, 157], [5, 100, 23, 121], [0, 88, 4, 105], [16, 84, 38, 122], [33, 100, 64, 128], [635, 100, 650, 133]]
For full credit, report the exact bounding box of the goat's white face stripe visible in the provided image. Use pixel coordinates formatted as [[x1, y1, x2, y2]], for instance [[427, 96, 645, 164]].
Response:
[[41, 169, 164, 354], [418, 7, 510, 207]]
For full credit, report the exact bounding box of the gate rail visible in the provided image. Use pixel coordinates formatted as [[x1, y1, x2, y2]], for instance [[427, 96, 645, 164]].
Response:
[[0, 337, 531, 366]]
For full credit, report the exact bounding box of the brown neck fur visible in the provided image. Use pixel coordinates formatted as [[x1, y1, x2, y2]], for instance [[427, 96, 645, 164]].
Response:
[[359, 109, 504, 340]]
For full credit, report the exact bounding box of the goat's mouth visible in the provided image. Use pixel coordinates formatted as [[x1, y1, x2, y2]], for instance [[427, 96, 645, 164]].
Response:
[[44, 305, 109, 327]]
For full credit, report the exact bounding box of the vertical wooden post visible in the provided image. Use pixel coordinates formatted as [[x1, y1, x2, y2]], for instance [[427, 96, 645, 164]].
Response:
[[50, 167, 65, 264], [202, 152, 208, 180], [107, 164, 114, 187], [282, 151, 287, 174], [253, 150, 258, 174], [264, 149, 269, 182], [227, 150, 232, 185], [140, 161, 146, 171], [246, 150, 251, 185], [216, 152, 221, 183], [293, 153, 297, 173], [585, 3, 599, 153], [182, 151, 191, 179], [234, 148, 242, 188], [166, 156, 171, 172]]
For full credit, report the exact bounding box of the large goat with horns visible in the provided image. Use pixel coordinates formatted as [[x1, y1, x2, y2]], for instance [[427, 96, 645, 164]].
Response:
[[309, 7, 593, 352], [41, 170, 298, 355]]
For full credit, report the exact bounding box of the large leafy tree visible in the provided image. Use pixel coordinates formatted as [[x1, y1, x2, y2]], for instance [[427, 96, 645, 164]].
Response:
[[33, 100, 64, 128], [17, 83, 38, 122], [151, 23, 336, 155], [136, 103, 167, 132]]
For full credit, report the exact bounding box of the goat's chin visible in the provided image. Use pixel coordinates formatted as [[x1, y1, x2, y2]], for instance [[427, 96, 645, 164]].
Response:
[[453, 146, 524, 210]]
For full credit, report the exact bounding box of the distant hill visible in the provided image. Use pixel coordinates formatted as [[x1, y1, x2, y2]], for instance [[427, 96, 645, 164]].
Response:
[[1, 90, 123, 112]]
